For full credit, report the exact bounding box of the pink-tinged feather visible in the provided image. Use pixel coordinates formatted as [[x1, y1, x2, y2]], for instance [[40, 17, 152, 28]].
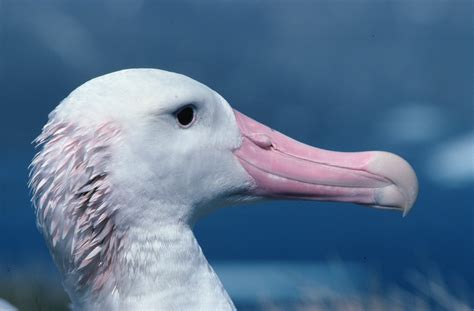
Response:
[[29, 120, 123, 296]]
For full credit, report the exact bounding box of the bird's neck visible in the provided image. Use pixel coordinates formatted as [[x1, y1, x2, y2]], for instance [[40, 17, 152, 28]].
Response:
[[84, 223, 235, 310]]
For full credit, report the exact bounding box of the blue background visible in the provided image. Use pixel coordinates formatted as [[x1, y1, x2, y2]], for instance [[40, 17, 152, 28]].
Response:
[[0, 0, 473, 308]]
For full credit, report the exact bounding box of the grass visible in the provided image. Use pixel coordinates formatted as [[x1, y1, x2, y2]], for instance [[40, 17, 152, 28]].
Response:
[[0, 265, 471, 311], [258, 270, 473, 311]]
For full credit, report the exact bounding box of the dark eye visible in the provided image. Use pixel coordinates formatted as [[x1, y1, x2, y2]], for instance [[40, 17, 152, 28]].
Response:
[[175, 105, 195, 128]]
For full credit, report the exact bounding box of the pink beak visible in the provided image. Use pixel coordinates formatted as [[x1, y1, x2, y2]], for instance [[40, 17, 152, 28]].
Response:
[[233, 110, 418, 215]]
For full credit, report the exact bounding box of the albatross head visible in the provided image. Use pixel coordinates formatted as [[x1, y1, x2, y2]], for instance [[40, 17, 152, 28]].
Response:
[[29, 68, 418, 308]]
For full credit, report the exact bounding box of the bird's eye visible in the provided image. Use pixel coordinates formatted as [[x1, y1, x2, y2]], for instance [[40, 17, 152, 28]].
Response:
[[175, 105, 195, 128]]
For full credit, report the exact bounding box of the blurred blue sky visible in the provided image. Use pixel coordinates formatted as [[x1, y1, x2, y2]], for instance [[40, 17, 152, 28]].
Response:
[[0, 0, 473, 301]]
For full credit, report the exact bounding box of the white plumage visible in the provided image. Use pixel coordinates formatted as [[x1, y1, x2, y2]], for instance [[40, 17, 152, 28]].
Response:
[[29, 69, 418, 310]]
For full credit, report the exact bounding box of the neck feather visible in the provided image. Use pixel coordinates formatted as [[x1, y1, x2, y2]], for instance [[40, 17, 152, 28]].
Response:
[[80, 223, 235, 311], [31, 120, 236, 310]]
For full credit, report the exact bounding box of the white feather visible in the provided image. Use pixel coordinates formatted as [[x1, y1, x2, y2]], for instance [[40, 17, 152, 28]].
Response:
[[30, 69, 252, 310]]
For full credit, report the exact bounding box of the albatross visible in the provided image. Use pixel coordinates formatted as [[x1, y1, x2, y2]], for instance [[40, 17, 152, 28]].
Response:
[[29, 69, 418, 310]]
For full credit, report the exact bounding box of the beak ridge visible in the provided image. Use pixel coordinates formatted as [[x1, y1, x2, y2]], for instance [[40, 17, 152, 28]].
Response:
[[232, 110, 419, 215]]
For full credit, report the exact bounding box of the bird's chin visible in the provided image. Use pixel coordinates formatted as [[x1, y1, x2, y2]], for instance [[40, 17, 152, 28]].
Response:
[[232, 110, 418, 215]]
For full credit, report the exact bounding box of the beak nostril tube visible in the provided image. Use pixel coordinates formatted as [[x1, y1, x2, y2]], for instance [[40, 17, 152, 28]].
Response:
[[247, 133, 274, 149]]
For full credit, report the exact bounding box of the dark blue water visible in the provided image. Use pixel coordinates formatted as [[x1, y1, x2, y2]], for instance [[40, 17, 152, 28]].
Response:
[[1, 0, 473, 303]]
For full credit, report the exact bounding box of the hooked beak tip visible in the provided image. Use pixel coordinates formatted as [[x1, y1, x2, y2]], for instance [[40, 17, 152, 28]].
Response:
[[368, 152, 419, 216]]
